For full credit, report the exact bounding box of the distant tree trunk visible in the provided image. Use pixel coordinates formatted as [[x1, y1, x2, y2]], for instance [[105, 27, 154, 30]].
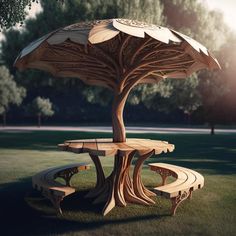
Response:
[[210, 123, 215, 135], [186, 113, 191, 125], [2, 112, 6, 127], [37, 114, 41, 128]]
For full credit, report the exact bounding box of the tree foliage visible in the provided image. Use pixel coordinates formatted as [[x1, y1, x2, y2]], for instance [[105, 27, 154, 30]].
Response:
[[161, 0, 228, 51], [0, 65, 26, 114], [0, 0, 234, 126], [0, 0, 38, 30], [0, 65, 26, 126], [30, 96, 54, 117], [29, 96, 54, 127], [131, 0, 230, 124], [198, 34, 236, 131], [1, 0, 164, 110]]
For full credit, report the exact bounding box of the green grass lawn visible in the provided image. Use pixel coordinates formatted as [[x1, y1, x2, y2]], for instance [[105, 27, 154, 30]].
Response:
[[0, 130, 235, 236]]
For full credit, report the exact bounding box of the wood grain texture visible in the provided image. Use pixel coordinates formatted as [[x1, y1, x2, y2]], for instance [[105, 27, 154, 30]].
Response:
[[59, 138, 174, 156]]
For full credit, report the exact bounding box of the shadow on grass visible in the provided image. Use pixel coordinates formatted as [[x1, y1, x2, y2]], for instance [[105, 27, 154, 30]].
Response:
[[0, 130, 113, 151], [0, 177, 166, 236], [0, 130, 235, 174]]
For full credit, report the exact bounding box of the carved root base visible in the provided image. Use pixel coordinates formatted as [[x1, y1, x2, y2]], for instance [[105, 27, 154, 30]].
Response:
[[88, 151, 155, 215]]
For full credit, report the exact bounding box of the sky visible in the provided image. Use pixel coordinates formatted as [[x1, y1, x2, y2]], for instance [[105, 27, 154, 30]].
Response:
[[205, 0, 236, 31]]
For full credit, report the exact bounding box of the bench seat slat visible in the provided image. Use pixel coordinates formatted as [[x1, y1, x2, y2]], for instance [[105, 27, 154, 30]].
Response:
[[157, 170, 197, 198]]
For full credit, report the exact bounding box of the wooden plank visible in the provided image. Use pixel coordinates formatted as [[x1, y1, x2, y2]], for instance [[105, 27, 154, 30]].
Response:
[[138, 139, 175, 154], [65, 139, 97, 143], [96, 141, 118, 156], [128, 139, 173, 155], [174, 165, 204, 190], [138, 139, 167, 146], [82, 140, 98, 154], [59, 138, 174, 156], [58, 143, 69, 151], [163, 169, 196, 198], [67, 142, 83, 153], [96, 138, 113, 143], [126, 139, 151, 154], [112, 142, 134, 155]]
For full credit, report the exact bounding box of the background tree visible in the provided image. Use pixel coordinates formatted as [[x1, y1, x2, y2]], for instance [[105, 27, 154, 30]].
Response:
[[0, 0, 165, 124], [0, 0, 66, 30], [199, 73, 228, 134], [0, 0, 36, 30], [128, 0, 230, 129], [0, 66, 26, 126], [0, 0, 234, 127], [29, 96, 54, 127], [198, 35, 236, 134], [171, 75, 202, 124]]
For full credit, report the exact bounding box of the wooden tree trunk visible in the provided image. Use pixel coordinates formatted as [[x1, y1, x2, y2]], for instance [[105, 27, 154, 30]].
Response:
[[2, 112, 6, 127], [210, 123, 215, 135], [187, 113, 191, 125], [88, 150, 155, 215], [38, 114, 41, 128], [112, 92, 128, 142]]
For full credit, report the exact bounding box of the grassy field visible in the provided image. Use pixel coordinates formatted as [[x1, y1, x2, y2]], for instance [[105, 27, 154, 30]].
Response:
[[0, 130, 235, 236]]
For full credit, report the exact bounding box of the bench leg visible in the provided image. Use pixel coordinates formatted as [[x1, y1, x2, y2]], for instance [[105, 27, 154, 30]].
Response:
[[188, 190, 193, 200], [157, 169, 172, 186], [57, 167, 79, 187], [43, 189, 63, 215], [85, 154, 106, 198], [49, 194, 64, 215], [171, 190, 191, 216]]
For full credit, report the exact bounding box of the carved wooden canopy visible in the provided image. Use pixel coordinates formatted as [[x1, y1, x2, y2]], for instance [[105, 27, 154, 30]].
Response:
[[14, 18, 220, 92]]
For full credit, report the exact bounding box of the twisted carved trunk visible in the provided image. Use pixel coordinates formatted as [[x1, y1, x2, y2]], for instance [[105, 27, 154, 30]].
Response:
[[112, 91, 128, 142], [86, 89, 156, 215]]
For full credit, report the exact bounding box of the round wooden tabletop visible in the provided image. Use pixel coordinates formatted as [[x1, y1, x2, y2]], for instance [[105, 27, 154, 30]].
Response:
[[58, 138, 174, 156]]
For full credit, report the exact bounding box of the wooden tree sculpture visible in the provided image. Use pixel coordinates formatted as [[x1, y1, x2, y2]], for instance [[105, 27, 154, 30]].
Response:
[[15, 19, 220, 215], [14, 19, 220, 142]]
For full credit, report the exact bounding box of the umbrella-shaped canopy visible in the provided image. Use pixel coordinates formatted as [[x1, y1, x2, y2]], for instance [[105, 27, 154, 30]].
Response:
[[14, 18, 220, 142]]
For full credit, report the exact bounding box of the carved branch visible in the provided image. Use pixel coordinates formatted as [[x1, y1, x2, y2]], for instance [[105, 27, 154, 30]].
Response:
[[48, 44, 120, 89], [122, 54, 192, 87], [89, 43, 121, 81], [119, 35, 132, 69], [49, 44, 117, 76], [141, 48, 185, 61], [142, 56, 192, 66], [130, 38, 156, 65]]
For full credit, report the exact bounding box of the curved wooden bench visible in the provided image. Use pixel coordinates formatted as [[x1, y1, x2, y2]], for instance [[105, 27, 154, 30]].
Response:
[[32, 163, 90, 214], [149, 163, 204, 215]]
